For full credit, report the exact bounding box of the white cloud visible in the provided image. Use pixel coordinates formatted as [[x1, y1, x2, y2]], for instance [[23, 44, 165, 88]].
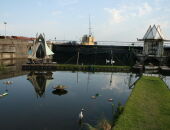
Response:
[[104, 8, 125, 23], [101, 73, 134, 93], [104, 2, 153, 24], [138, 3, 152, 16]]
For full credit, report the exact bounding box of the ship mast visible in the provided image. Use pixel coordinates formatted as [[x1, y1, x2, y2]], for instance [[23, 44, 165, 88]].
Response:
[[89, 15, 92, 36]]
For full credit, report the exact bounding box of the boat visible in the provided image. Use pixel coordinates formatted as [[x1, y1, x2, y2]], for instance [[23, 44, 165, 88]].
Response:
[[160, 66, 170, 71], [160, 66, 170, 74], [145, 65, 159, 70], [52, 85, 68, 96], [132, 64, 143, 70], [53, 85, 68, 90]]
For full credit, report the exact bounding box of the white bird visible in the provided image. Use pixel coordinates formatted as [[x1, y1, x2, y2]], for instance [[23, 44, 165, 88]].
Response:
[[79, 109, 84, 120], [106, 59, 110, 64], [3, 81, 13, 85], [111, 59, 115, 64], [79, 111, 83, 119]]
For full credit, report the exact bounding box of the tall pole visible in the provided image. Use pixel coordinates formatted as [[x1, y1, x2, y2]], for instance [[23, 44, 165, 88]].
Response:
[[4, 22, 7, 39], [76, 49, 79, 65], [89, 15, 92, 36]]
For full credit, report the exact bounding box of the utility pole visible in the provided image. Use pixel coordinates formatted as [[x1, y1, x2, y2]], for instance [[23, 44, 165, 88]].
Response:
[[89, 15, 92, 36], [4, 22, 7, 39], [76, 49, 80, 65]]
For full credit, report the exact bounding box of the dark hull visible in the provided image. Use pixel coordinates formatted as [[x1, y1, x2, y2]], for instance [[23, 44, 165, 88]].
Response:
[[52, 45, 142, 65]]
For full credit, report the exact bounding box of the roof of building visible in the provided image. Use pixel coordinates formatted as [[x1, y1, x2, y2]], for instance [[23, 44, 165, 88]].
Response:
[[142, 25, 165, 40], [0, 35, 35, 40]]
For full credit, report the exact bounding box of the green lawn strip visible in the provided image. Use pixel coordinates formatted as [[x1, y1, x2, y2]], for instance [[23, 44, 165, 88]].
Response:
[[114, 76, 170, 130], [55, 64, 130, 70]]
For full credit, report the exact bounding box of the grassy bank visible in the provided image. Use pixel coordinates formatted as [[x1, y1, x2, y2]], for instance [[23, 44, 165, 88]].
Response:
[[55, 64, 130, 72], [22, 63, 131, 72], [114, 76, 170, 130]]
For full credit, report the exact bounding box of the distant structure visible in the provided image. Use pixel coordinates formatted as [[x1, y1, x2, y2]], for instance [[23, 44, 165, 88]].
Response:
[[138, 25, 165, 56], [81, 34, 96, 45], [0, 36, 34, 59], [28, 33, 54, 63], [137, 25, 170, 65], [81, 16, 97, 45]]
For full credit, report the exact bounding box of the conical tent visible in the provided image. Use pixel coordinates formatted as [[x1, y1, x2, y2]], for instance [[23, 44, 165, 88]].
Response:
[[157, 25, 165, 39], [45, 40, 54, 56], [143, 25, 165, 40], [143, 25, 152, 39], [29, 33, 54, 60]]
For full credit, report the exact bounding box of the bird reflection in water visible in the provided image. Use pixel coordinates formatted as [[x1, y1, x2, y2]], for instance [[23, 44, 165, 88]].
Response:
[[27, 71, 53, 97]]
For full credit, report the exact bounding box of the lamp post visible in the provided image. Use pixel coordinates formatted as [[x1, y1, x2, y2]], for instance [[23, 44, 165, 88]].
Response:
[[4, 22, 7, 39]]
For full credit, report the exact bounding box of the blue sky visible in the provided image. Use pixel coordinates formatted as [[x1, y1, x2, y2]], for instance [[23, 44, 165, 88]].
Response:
[[0, 0, 170, 42]]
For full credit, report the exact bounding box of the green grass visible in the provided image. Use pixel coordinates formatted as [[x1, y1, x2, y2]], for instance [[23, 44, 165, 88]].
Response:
[[114, 76, 170, 130], [55, 64, 130, 72]]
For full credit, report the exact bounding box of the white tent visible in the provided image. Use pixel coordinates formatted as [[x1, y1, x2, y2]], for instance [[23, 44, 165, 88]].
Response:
[[28, 33, 54, 60], [143, 25, 165, 40]]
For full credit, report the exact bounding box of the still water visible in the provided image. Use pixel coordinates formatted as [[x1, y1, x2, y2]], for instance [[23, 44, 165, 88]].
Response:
[[0, 70, 138, 130]]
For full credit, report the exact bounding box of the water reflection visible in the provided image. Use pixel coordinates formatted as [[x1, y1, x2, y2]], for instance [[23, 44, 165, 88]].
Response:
[[0, 59, 28, 80], [160, 75, 170, 89], [52, 89, 68, 96], [1, 70, 170, 130], [27, 71, 53, 97], [104, 72, 140, 90]]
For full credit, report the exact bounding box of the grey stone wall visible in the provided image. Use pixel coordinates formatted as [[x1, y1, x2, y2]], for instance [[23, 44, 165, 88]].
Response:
[[0, 39, 33, 59]]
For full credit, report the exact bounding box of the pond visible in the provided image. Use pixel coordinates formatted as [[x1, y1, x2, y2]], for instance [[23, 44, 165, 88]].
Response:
[[0, 70, 138, 130]]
